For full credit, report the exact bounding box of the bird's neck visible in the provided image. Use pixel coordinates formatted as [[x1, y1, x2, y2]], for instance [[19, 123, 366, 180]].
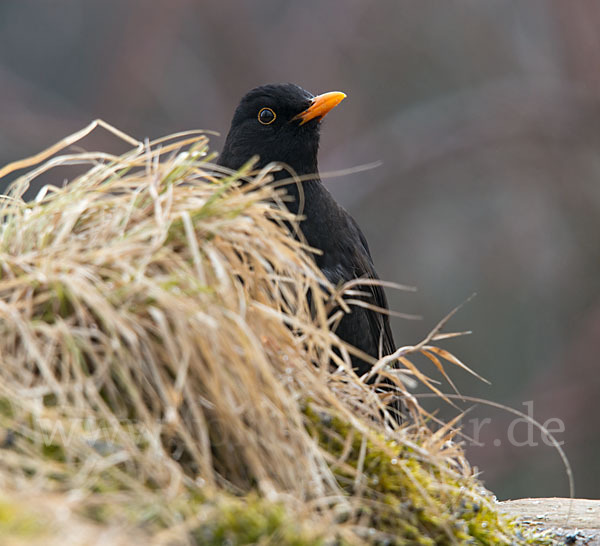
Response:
[[272, 168, 322, 216], [274, 169, 343, 261]]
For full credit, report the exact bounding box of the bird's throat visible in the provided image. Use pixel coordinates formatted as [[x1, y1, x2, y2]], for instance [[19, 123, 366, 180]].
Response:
[[272, 169, 321, 217]]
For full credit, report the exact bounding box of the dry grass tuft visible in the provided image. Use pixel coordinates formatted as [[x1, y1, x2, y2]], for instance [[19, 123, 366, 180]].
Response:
[[0, 122, 547, 545]]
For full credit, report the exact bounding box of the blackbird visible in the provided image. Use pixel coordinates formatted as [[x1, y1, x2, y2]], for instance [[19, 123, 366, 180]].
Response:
[[218, 83, 396, 379]]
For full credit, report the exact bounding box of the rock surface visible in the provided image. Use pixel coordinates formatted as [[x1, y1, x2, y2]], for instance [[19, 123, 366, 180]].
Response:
[[498, 498, 600, 545]]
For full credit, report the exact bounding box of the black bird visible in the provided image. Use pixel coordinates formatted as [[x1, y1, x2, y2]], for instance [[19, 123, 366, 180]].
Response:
[[218, 83, 396, 378]]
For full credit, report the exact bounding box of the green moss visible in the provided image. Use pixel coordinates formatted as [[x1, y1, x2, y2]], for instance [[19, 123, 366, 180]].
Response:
[[0, 397, 14, 418], [41, 442, 66, 462], [0, 500, 47, 540], [192, 495, 325, 546], [304, 405, 551, 545]]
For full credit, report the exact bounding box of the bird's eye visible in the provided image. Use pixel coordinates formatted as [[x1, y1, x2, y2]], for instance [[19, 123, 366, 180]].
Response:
[[258, 107, 276, 125]]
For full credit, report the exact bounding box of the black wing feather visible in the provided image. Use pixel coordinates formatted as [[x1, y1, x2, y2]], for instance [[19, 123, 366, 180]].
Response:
[[347, 216, 396, 359]]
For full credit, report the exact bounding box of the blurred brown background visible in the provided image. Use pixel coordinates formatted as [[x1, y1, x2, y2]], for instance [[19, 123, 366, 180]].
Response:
[[1, 0, 599, 500]]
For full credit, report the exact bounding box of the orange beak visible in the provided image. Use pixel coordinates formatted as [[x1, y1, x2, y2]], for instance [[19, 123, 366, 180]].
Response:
[[292, 91, 347, 125]]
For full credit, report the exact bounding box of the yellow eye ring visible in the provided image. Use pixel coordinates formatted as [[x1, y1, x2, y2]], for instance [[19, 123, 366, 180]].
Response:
[[258, 107, 276, 125]]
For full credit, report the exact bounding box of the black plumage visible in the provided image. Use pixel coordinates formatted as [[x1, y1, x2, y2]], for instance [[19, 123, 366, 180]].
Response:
[[218, 83, 396, 378]]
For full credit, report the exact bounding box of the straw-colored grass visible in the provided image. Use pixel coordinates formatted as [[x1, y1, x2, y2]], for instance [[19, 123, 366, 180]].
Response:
[[0, 121, 549, 545]]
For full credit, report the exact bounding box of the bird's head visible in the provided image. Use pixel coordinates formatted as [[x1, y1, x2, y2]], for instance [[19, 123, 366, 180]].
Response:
[[218, 83, 346, 177]]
